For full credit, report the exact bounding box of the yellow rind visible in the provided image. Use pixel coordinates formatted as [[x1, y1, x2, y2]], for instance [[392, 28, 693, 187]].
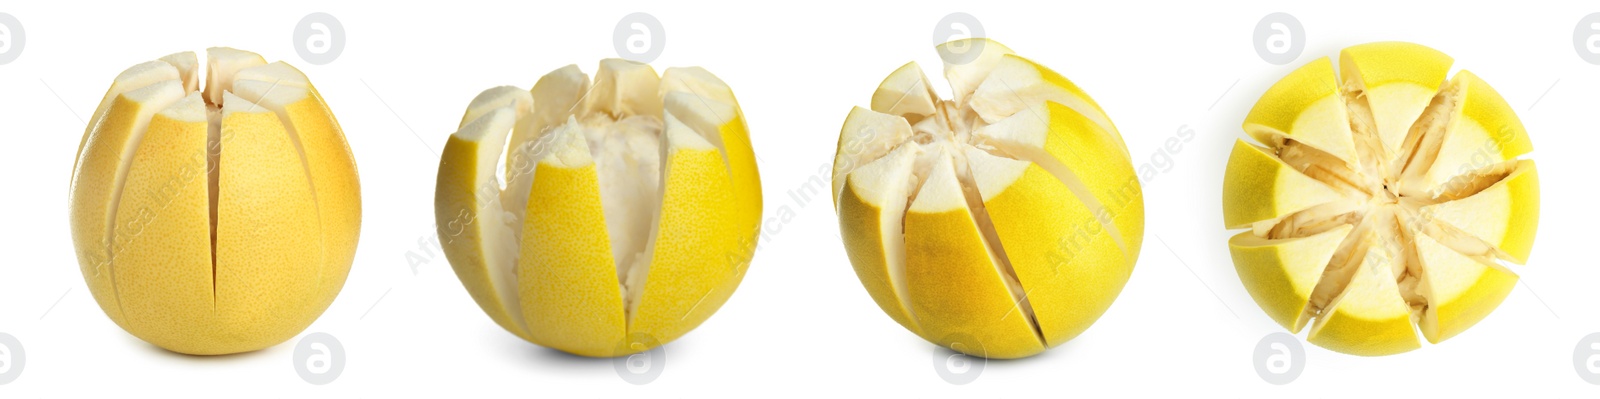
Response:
[[518, 139, 628, 357], [232, 80, 361, 321], [1243, 57, 1357, 163], [837, 151, 922, 335], [435, 108, 535, 342], [1222, 139, 1343, 228], [1305, 232, 1421, 356], [979, 152, 1129, 347], [1339, 41, 1453, 154], [904, 154, 1044, 360], [1421, 71, 1534, 194], [212, 95, 323, 353], [1227, 226, 1351, 331], [626, 124, 743, 352], [1415, 233, 1517, 344], [1422, 161, 1539, 263], [1048, 103, 1140, 258], [70, 80, 186, 331], [111, 95, 216, 353]]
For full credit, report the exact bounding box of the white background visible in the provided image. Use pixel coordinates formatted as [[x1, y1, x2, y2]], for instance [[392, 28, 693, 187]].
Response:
[[1, 0, 1597, 396]]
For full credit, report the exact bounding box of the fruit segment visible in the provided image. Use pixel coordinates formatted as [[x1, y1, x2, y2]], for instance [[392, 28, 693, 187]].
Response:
[[1338, 42, 1452, 162], [1228, 225, 1350, 332], [436, 103, 532, 342], [110, 93, 213, 350], [1305, 227, 1421, 356], [1413, 233, 1517, 344], [69, 48, 361, 355], [435, 60, 761, 357], [1243, 57, 1357, 164], [1224, 42, 1538, 356], [1221, 140, 1343, 229], [903, 150, 1045, 359], [838, 144, 923, 333], [834, 39, 1142, 359], [214, 92, 324, 348], [518, 123, 627, 355]]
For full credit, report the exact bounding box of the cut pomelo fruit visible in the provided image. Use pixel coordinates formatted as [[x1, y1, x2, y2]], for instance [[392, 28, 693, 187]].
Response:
[[1225, 41, 1538, 356], [68, 48, 361, 355], [434, 59, 761, 357], [834, 39, 1142, 359]]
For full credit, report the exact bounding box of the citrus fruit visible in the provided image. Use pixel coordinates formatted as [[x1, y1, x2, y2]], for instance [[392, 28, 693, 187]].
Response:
[[434, 59, 761, 357], [69, 48, 361, 355], [1225, 41, 1537, 356], [833, 39, 1142, 359]]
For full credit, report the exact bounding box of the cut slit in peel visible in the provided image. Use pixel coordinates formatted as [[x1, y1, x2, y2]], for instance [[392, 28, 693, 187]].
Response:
[[436, 60, 759, 357], [835, 39, 1142, 359], [1226, 42, 1538, 356], [68, 48, 358, 355]]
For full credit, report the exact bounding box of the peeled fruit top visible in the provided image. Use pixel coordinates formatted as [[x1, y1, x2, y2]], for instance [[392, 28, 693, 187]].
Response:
[[833, 39, 1143, 359], [68, 48, 361, 355], [434, 59, 761, 357], [1225, 42, 1538, 356]]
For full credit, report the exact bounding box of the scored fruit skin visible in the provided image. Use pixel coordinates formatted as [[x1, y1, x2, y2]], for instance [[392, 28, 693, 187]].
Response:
[[435, 107, 535, 343], [836, 40, 1143, 359], [902, 154, 1047, 360], [1221, 140, 1342, 229], [1225, 41, 1538, 356], [435, 64, 762, 357], [520, 148, 628, 356], [984, 103, 1143, 353], [69, 51, 360, 355], [113, 98, 215, 350], [1228, 226, 1350, 332]]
